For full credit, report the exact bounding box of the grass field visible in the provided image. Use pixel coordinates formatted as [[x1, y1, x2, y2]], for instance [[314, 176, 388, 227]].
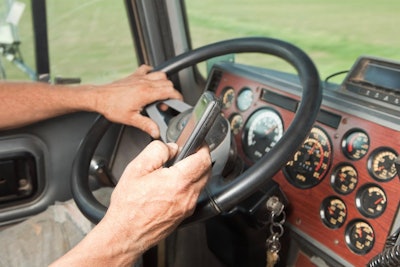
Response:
[[186, 0, 400, 81], [3, 0, 400, 83]]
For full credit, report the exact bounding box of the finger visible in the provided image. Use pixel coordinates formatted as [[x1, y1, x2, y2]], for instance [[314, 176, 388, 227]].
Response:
[[171, 145, 212, 183], [140, 86, 183, 104], [145, 71, 169, 81], [129, 113, 161, 139], [128, 141, 178, 177], [147, 79, 174, 89], [134, 64, 153, 75]]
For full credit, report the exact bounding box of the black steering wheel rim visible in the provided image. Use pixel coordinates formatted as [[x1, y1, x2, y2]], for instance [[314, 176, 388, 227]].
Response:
[[71, 37, 322, 224]]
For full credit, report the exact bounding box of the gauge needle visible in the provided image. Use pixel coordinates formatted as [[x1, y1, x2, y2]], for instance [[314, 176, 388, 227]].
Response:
[[308, 143, 317, 155], [264, 125, 277, 135], [328, 207, 334, 215], [357, 228, 363, 238], [374, 198, 383, 205]]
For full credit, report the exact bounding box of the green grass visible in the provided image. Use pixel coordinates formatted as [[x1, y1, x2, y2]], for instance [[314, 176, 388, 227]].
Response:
[[3, 0, 136, 83], [186, 0, 400, 82], [3, 0, 400, 84]]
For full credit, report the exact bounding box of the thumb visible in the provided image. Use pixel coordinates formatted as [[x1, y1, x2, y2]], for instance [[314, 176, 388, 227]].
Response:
[[126, 141, 178, 177]]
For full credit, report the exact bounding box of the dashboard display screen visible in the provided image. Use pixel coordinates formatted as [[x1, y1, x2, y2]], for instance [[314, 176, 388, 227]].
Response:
[[362, 63, 400, 92]]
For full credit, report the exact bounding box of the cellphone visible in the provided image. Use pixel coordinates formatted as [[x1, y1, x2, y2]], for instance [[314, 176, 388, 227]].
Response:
[[171, 91, 221, 165]]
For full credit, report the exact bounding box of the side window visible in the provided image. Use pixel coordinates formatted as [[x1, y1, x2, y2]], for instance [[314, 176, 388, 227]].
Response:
[[0, 0, 35, 81], [1, 0, 137, 83]]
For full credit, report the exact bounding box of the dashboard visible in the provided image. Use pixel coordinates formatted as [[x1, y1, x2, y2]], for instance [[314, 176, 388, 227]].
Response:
[[206, 59, 400, 266]]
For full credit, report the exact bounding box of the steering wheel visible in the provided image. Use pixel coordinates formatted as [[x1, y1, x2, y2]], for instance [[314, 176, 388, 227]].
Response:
[[71, 37, 322, 224]]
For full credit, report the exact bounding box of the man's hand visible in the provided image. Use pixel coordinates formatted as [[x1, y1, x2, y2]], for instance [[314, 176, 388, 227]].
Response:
[[51, 141, 211, 267], [94, 65, 182, 138], [102, 141, 211, 256], [0, 65, 181, 132]]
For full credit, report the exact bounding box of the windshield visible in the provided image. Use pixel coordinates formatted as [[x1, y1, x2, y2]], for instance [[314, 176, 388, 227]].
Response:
[[3, 0, 399, 85], [185, 0, 400, 83]]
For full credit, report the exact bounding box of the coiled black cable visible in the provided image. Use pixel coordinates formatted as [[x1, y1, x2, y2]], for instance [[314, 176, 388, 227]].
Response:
[[367, 228, 400, 267], [367, 245, 400, 267], [385, 228, 400, 249]]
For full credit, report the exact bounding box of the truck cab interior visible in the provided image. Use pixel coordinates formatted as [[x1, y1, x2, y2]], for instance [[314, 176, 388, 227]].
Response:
[[0, 0, 399, 266]]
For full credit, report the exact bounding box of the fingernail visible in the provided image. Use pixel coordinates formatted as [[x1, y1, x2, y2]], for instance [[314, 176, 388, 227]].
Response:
[[150, 128, 159, 139]]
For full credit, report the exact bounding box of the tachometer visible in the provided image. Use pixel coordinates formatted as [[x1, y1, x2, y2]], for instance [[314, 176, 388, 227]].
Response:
[[284, 126, 333, 189], [242, 108, 283, 162]]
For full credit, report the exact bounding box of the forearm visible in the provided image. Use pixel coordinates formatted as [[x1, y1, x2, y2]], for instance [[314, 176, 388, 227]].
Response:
[[0, 82, 97, 130], [49, 216, 143, 267]]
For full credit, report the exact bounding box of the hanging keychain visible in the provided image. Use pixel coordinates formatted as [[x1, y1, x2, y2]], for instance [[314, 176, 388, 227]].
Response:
[[265, 196, 286, 267]]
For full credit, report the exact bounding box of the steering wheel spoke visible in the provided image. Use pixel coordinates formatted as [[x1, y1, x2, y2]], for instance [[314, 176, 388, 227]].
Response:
[[145, 99, 192, 142]]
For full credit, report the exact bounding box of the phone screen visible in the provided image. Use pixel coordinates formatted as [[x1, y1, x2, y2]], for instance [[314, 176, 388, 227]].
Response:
[[172, 91, 221, 164]]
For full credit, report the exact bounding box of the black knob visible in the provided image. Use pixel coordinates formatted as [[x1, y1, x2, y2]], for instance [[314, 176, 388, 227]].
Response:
[[395, 156, 400, 180]]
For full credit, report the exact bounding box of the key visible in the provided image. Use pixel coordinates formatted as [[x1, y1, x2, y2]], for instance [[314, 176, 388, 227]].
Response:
[[266, 250, 279, 267], [266, 234, 281, 267]]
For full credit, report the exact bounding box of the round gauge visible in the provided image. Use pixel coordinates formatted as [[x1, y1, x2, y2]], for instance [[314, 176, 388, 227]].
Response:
[[345, 220, 375, 255], [229, 113, 244, 135], [341, 129, 370, 160], [330, 163, 358, 195], [356, 183, 387, 218], [242, 108, 283, 162], [320, 196, 347, 229], [236, 87, 254, 111], [367, 147, 398, 182], [221, 87, 235, 110], [284, 126, 333, 189]]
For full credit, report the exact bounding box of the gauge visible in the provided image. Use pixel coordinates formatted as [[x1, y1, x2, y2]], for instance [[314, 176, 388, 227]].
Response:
[[236, 87, 254, 111], [341, 129, 370, 160], [320, 196, 347, 229], [284, 126, 333, 189], [356, 183, 387, 218], [330, 163, 358, 195], [242, 108, 283, 162], [367, 147, 398, 182], [229, 113, 244, 135], [221, 87, 235, 110], [345, 220, 375, 255]]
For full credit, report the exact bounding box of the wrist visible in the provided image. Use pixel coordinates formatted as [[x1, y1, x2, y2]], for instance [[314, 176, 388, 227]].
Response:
[[71, 84, 100, 113], [92, 215, 144, 265], [51, 217, 142, 267]]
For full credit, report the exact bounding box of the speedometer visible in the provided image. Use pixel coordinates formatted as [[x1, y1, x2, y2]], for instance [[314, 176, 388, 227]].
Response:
[[242, 108, 283, 162], [284, 126, 333, 189]]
